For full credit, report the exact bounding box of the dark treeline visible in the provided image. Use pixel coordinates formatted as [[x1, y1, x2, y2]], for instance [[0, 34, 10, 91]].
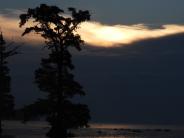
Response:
[[0, 4, 91, 138], [0, 32, 19, 134]]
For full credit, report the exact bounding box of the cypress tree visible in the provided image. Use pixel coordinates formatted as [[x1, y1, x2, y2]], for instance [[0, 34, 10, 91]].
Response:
[[20, 4, 90, 138]]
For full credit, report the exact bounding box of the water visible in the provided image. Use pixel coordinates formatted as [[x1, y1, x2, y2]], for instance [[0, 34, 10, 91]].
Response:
[[2, 121, 184, 138]]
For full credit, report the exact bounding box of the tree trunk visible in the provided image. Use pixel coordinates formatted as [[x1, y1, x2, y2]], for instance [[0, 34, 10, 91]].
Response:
[[0, 119, 2, 134], [47, 124, 67, 138]]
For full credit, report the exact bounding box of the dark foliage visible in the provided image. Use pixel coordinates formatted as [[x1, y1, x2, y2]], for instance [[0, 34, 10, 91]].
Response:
[[0, 32, 18, 134], [20, 4, 90, 138]]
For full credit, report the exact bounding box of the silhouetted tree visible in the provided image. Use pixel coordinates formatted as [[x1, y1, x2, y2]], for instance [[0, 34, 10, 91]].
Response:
[[19, 4, 90, 138], [0, 32, 18, 134]]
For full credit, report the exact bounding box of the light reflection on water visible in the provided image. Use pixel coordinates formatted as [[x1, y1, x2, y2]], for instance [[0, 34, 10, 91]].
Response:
[[90, 123, 184, 130], [2, 121, 184, 138], [74, 137, 130, 138]]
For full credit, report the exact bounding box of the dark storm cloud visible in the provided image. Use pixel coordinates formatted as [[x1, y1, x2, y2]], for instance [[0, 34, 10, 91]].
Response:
[[72, 33, 184, 124], [9, 30, 184, 124], [75, 33, 184, 96], [10, 33, 184, 123]]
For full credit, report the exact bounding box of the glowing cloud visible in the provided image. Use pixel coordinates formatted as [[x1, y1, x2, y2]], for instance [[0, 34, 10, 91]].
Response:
[[0, 15, 44, 45], [1, 14, 184, 47], [78, 22, 184, 47]]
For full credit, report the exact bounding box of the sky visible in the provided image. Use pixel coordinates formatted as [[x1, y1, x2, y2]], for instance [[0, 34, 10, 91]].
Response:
[[1, 0, 184, 124]]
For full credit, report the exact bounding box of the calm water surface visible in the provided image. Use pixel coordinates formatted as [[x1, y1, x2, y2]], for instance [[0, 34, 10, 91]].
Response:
[[2, 121, 184, 138]]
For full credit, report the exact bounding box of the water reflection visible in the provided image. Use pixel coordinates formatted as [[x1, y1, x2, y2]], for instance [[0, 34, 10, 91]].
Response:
[[2, 121, 184, 138]]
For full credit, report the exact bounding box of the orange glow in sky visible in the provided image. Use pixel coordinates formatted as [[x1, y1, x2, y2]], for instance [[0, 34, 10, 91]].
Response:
[[78, 22, 184, 47], [1, 15, 184, 47]]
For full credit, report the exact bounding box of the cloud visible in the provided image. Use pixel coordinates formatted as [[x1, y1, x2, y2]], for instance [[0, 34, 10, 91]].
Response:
[[1, 11, 184, 48], [78, 22, 184, 47], [0, 9, 25, 18], [0, 14, 44, 45]]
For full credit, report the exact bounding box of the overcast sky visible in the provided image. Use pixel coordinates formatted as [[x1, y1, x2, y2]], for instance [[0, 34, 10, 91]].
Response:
[[1, 0, 184, 24], [1, 0, 184, 124]]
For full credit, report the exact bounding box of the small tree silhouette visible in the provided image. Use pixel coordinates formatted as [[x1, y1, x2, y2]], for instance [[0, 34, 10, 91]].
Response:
[[19, 4, 90, 138], [0, 32, 18, 134]]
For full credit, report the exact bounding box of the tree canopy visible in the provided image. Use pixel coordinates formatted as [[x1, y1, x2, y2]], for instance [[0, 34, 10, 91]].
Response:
[[20, 4, 91, 138]]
